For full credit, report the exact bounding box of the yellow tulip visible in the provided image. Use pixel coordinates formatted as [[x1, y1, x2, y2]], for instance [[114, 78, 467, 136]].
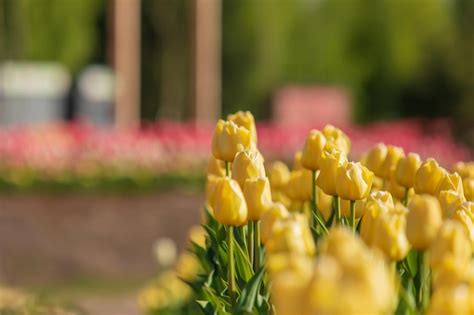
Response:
[[452, 161, 474, 179], [322, 124, 351, 155], [463, 177, 474, 201], [267, 161, 290, 188], [340, 199, 365, 218], [231, 150, 265, 189], [265, 214, 316, 256], [301, 130, 327, 171], [318, 187, 334, 220], [213, 178, 248, 226], [436, 172, 464, 197], [271, 188, 292, 208], [384, 168, 407, 200], [360, 200, 390, 246], [372, 211, 410, 261], [205, 175, 222, 211], [207, 156, 226, 177], [364, 143, 388, 176], [261, 202, 289, 245], [243, 177, 273, 221], [336, 162, 374, 200], [320, 227, 367, 266], [457, 201, 474, 218], [439, 190, 466, 218], [406, 194, 443, 250], [293, 151, 304, 170], [227, 110, 257, 144], [414, 158, 447, 195], [211, 119, 251, 162], [372, 175, 384, 190], [428, 284, 471, 315], [452, 208, 474, 248], [395, 152, 422, 188], [317, 149, 347, 196], [380, 145, 405, 179], [430, 221, 472, 288], [286, 169, 312, 202]]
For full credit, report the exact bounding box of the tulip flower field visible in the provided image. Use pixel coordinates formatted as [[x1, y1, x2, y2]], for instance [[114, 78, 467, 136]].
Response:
[[0, 118, 469, 191], [139, 111, 474, 315]]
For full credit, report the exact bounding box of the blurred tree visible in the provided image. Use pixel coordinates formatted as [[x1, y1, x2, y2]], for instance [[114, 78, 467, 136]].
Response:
[[0, 0, 105, 73]]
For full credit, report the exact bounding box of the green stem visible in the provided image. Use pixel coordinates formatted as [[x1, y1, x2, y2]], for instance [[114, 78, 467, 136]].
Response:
[[227, 225, 236, 308], [311, 170, 327, 233], [403, 188, 409, 207], [335, 195, 341, 224], [248, 221, 254, 267], [254, 220, 261, 272], [350, 200, 356, 234], [416, 251, 430, 312]]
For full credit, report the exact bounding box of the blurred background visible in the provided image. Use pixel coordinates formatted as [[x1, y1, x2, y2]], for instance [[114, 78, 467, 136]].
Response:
[[0, 0, 472, 314]]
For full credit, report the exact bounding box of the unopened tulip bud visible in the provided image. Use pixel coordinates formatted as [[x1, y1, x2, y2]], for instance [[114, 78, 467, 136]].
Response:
[[372, 212, 410, 261], [395, 152, 422, 188], [463, 177, 474, 202], [227, 110, 257, 144], [261, 202, 289, 245], [213, 178, 248, 226], [364, 143, 388, 176], [436, 172, 464, 197], [317, 149, 347, 196], [266, 214, 316, 256], [452, 209, 474, 248], [427, 284, 471, 315], [336, 162, 373, 200], [301, 130, 327, 171], [267, 161, 290, 188], [406, 194, 443, 250], [439, 190, 465, 218], [452, 161, 474, 179], [243, 177, 273, 221], [211, 120, 251, 162], [231, 150, 265, 189], [379, 145, 405, 179], [384, 168, 406, 200], [414, 158, 446, 195], [207, 156, 226, 177], [322, 124, 351, 155], [205, 175, 222, 211], [286, 170, 312, 202], [360, 191, 395, 245], [293, 151, 304, 170]]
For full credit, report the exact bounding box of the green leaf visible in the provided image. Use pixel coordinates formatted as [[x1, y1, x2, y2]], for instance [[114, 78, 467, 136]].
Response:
[[405, 250, 418, 277], [235, 267, 266, 314], [234, 239, 254, 282]]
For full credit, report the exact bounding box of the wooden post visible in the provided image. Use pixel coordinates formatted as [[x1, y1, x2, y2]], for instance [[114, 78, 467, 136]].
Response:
[[112, 0, 140, 128], [192, 0, 221, 124]]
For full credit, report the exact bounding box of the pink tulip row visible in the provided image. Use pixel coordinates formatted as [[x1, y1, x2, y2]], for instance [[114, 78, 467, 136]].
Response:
[[0, 119, 469, 183]]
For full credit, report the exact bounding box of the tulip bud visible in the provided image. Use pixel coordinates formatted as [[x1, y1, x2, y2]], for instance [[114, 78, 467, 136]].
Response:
[[379, 145, 405, 179], [227, 110, 257, 144], [261, 202, 289, 245], [436, 172, 464, 197], [286, 170, 312, 202], [360, 200, 390, 246], [427, 284, 471, 315], [317, 149, 347, 196], [205, 175, 222, 212], [322, 124, 351, 155], [243, 177, 273, 221], [301, 130, 327, 171], [364, 143, 388, 176], [372, 212, 410, 261], [439, 190, 465, 218], [406, 194, 443, 250], [266, 214, 316, 256], [430, 221, 472, 288], [340, 199, 365, 218], [213, 178, 248, 226], [293, 151, 304, 170], [317, 187, 334, 220], [384, 168, 407, 200], [452, 161, 474, 179], [267, 161, 290, 188], [336, 162, 374, 200], [452, 208, 474, 248], [395, 152, 422, 188], [414, 158, 446, 195], [463, 177, 474, 202], [207, 156, 226, 177], [231, 150, 265, 189], [211, 120, 251, 162]]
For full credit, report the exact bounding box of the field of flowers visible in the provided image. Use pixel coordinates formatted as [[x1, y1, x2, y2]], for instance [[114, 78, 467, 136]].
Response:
[[139, 111, 474, 315], [0, 118, 469, 191]]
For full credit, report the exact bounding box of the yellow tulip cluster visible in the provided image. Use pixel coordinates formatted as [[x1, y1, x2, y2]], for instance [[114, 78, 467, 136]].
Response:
[[198, 111, 474, 314]]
